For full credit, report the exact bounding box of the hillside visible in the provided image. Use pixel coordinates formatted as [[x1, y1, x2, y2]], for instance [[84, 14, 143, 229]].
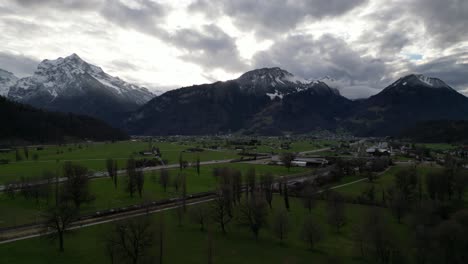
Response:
[[0, 96, 129, 143], [400, 120, 468, 143]]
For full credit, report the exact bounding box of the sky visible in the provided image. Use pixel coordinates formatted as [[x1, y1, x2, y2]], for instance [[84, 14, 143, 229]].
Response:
[[0, 0, 467, 99]]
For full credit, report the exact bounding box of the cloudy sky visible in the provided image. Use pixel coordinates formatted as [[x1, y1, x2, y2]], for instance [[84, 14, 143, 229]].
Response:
[[0, 0, 467, 98]]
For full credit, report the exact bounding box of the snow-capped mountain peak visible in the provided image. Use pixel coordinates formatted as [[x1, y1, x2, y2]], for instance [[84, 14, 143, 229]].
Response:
[[9, 53, 155, 104], [388, 74, 452, 90], [0, 69, 18, 96], [235, 67, 340, 100]]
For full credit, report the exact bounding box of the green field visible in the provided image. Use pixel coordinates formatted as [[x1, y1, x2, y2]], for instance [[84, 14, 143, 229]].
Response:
[[0, 197, 409, 264], [0, 163, 310, 227], [0, 141, 239, 183], [336, 165, 445, 203]]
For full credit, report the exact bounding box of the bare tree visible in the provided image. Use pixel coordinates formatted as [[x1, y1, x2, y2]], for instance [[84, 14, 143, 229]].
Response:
[[173, 173, 183, 193], [386, 187, 407, 223], [283, 180, 290, 211], [106, 218, 155, 264], [245, 168, 256, 198], [157, 215, 165, 264], [126, 158, 137, 198], [136, 170, 144, 198], [196, 155, 201, 176], [327, 191, 346, 232], [15, 148, 22, 161], [42, 201, 78, 252], [301, 182, 317, 213], [237, 192, 269, 240], [358, 208, 399, 264], [300, 215, 324, 250], [453, 170, 468, 201], [260, 173, 274, 209], [106, 158, 118, 188], [272, 209, 290, 244], [23, 146, 29, 160], [232, 169, 242, 204], [189, 204, 210, 231], [159, 168, 170, 192], [280, 152, 296, 172], [62, 162, 94, 209], [207, 230, 214, 264], [211, 193, 233, 234], [179, 152, 183, 171], [181, 173, 187, 212]]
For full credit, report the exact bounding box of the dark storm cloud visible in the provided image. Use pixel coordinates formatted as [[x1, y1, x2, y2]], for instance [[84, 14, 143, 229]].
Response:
[[252, 34, 388, 98], [168, 24, 247, 72], [0, 52, 39, 77], [408, 52, 468, 92], [189, 0, 369, 37], [407, 0, 468, 47]]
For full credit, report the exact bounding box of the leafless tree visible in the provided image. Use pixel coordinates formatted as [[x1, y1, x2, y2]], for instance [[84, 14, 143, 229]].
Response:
[[386, 187, 407, 223], [245, 168, 256, 198], [106, 218, 155, 264], [260, 173, 274, 209], [237, 192, 269, 240], [62, 162, 94, 209], [126, 158, 137, 198], [181, 173, 187, 212], [42, 201, 78, 252], [23, 146, 29, 160], [326, 191, 346, 232], [300, 215, 324, 250], [283, 180, 290, 211], [159, 168, 170, 192], [211, 193, 233, 234], [301, 182, 317, 213], [232, 169, 242, 204], [136, 170, 144, 198], [106, 158, 118, 188], [189, 204, 210, 231], [207, 230, 214, 264], [280, 152, 296, 172], [357, 208, 399, 264], [272, 209, 290, 244]]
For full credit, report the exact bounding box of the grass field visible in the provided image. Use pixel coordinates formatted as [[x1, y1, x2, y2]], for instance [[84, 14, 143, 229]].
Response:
[[416, 143, 458, 151], [336, 164, 445, 203], [0, 141, 239, 183], [0, 197, 410, 264], [0, 163, 310, 228], [253, 139, 340, 153]]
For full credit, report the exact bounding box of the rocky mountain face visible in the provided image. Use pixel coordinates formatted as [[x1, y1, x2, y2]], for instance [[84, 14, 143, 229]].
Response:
[[348, 74, 468, 136], [0, 69, 18, 96], [6, 54, 155, 126], [125, 68, 352, 135]]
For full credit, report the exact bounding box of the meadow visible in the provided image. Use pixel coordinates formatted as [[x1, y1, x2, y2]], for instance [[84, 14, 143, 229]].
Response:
[[0, 163, 310, 228]]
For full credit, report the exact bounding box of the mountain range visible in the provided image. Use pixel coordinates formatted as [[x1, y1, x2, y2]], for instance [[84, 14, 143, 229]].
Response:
[[2, 54, 468, 137], [2, 54, 155, 126], [125, 68, 468, 136]]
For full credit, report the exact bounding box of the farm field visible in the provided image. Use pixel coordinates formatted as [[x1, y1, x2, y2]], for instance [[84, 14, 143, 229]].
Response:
[[0, 197, 409, 264], [0, 163, 310, 228], [0, 141, 239, 184]]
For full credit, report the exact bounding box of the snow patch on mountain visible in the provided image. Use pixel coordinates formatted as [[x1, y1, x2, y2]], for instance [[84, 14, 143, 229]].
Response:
[[0, 69, 18, 96]]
